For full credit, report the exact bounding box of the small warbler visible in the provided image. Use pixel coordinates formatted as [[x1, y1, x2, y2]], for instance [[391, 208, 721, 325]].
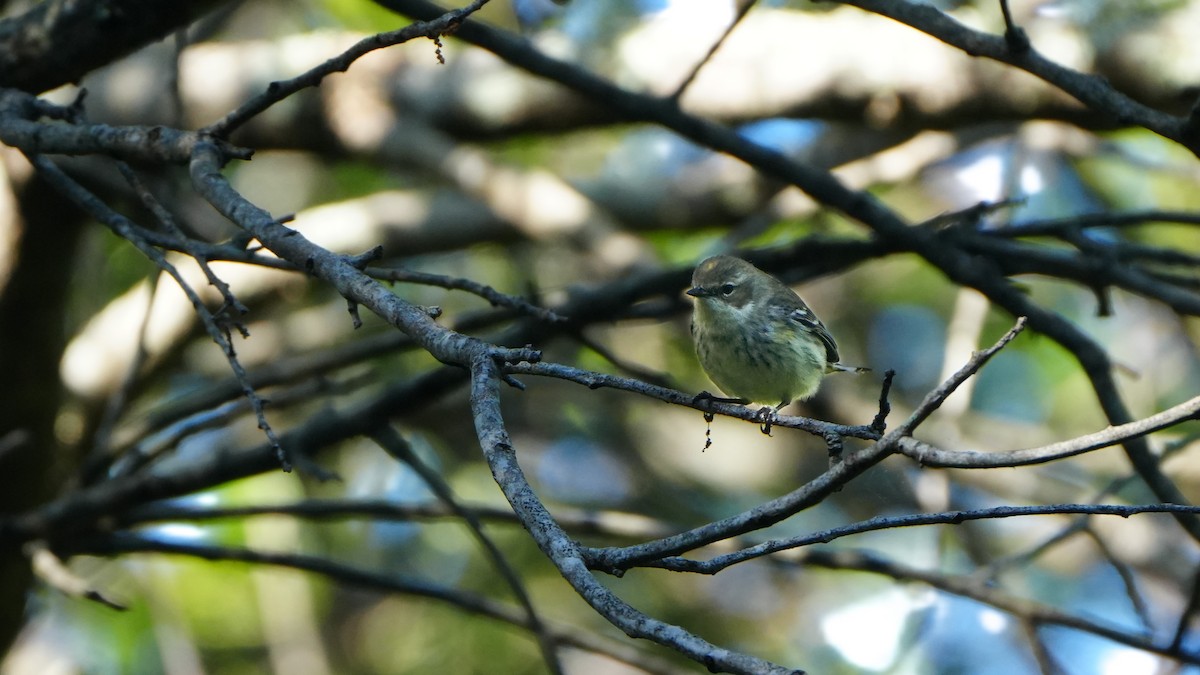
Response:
[[687, 255, 864, 411]]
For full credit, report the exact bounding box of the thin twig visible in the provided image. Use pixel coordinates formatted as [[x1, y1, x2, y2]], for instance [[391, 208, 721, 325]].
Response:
[[570, 330, 677, 390], [368, 266, 564, 323], [118, 162, 250, 319], [202, 0, 492, 137], [507, 360, 878, 441], [108, 371, 368, 479], [798, 547, 1198, 665], [370, 426, 564, 675], [981, 431, 1199, 583], [1173, 569, 1200, 652], [669, 0, 757, 100], [1082, 527, 1153, 633], [87, 269, 160, 466], [28, 541, 125, 611], [899, 316, 1027, 434], [651, 502, 1200, 575], [1021, 620, 1068, 675], [75, 534, 690, 675], [997, 0, 1030, 52], [1000, 210, 1200, 236], [27, 155, 298, 474], [896, 393, 1200, 468], [117, 499, 677, 541]]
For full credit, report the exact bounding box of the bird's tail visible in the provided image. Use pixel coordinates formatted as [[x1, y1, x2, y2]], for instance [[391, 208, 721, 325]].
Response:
[[827, 363, 870, 374]]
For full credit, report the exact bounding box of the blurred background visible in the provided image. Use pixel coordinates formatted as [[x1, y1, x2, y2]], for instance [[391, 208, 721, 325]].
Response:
[[2, 0, 1200, 673]]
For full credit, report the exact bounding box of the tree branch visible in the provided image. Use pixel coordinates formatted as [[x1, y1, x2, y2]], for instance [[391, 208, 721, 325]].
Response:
[[0, 0, 231, 93], [0, 89, 250, 162], [469, 353, 798, 674], [899, 394, 1200, 469], [373, 0, 1200, 542], [73, 533, 690, 675], [202, 0, 492, 137], [654, 502, 1200, 575], [832, 0, 1195, 154], [800, 547, 1200, 664]]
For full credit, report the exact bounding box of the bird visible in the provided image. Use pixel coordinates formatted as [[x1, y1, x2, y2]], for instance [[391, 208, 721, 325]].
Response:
[[687, 255, 865, 413]]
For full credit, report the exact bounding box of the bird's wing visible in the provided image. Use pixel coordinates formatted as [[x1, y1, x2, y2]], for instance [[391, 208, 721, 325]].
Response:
[[788, 305, 840, 364]]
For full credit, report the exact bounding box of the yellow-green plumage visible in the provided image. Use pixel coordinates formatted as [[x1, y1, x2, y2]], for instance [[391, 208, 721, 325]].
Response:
[[688, 255, 858, 409]]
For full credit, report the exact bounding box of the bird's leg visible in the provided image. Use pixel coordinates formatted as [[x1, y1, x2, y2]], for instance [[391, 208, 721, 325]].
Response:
[[756, 400, 788, 435], [756, 409, 774, 435]]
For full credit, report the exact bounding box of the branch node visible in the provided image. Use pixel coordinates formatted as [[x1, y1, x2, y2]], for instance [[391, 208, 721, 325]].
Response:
[[231, 320, 250, 339], [1004, 25, 1030, 53], [345, 245, 384, 270], [998, 0, 1031, 53], [66, 88, 88, 122], [499, 345, 541, 365], [824, 431, 844, 465]]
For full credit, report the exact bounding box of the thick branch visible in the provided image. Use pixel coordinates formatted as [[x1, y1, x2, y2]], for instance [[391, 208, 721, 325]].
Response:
[[0, 89, 250, 163], [187, 141, 536, 369], [0, 0, 231, 93], [469, 354, 798, 675]]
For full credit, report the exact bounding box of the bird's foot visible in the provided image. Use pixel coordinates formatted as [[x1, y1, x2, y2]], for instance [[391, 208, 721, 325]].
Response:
[[755, 406, 777, 435]]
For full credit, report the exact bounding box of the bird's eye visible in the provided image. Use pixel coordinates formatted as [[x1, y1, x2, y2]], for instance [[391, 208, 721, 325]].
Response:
[[720, 283, 736, 296]]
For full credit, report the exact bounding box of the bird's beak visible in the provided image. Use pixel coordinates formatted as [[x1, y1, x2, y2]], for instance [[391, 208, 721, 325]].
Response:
[[686, 286, 710, 298]]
